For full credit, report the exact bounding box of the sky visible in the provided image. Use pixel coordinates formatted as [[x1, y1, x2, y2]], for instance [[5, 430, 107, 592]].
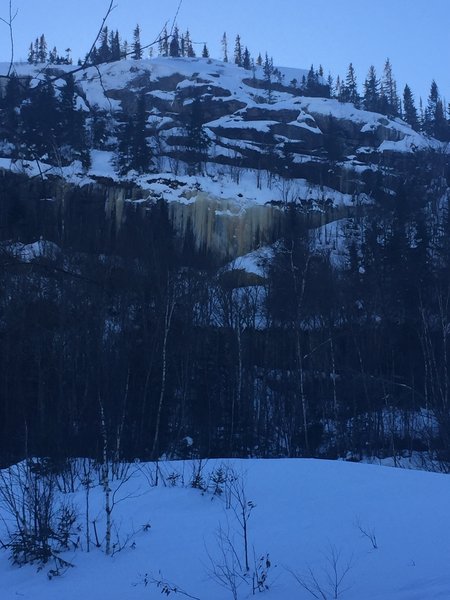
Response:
[[0, 0, 448, 104]]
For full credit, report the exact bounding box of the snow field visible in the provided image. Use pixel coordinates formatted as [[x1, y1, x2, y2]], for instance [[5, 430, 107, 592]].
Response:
[[0, 458, 449, 599]]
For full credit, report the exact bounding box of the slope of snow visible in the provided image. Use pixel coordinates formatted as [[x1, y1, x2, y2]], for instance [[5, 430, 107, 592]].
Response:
[[0, 57, 438, 154], [0, 458, 449, 600]]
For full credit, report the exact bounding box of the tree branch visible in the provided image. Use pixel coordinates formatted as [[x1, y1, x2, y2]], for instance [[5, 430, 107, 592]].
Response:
[[0, 0, 18, 76]]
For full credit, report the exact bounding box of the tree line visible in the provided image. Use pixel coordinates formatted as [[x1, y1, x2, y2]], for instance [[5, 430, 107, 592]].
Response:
[[0, 150, 449, 466], [24, 27, 450, 142]]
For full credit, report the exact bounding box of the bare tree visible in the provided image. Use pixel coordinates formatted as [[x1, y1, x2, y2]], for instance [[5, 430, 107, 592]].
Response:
[[355, 517, 378, 550], [207, 524, 248, 600], [290, 545, 353, 600], [225, 469, 255, 572], [151, 274, 177, 459], [0, 0, 18, 76]]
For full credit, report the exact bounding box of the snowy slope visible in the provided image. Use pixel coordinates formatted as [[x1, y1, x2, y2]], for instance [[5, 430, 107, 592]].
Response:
[[0, 56, 443, 218], [0, 458, 449, 600]]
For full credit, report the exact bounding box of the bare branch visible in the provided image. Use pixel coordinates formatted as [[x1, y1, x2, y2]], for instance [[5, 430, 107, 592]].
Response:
[[0, 0, 18, 76], [81, 0, 117, 69], [169, 0, 184, 36], [136, 570, 202, 600], [355, 517, 378, 550]]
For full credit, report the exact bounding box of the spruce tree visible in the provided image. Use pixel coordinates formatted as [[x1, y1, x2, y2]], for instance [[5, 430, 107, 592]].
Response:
[[27, 43, 35, 64], [221, 32, 228, 62], [424, 80, 449, 140], [306, 64, 320, 96], [34, 38, 39, 62], [97, 27, 111, 63], [380, 58, 400, 116], [185, 97, 210, 173], [340, 63, 359, 107], [424, 80, 439, 135], [242, 47, 251, 70], [327, 73, 334, 95], [117, 94, 151, 174], [38, 34, 47, 63], [49, 46, 57, 64], [334, 75, 341, 98], [110, 30, 121, 61], [21, 75, 59, 159], [202, 43, 209, 58], [185, 29, 195, 57], [363, 65, 379, 112], [132, 25, 143, 60], [234, 34, 242, 66], [402, 84, 419, 131], [169, 26, 180, 57], [160, 26, 169, 57], [263, 53, 274, 103], [58, 73, 91, 168], [434, 99, 449, 141]]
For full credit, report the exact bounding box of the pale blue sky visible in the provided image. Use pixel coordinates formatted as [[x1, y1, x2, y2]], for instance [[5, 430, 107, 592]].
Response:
[[1, 0, 448, 104]]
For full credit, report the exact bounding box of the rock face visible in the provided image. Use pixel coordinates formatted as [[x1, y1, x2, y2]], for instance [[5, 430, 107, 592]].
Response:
[[0, 57, 445, 261], [76, 57, 434, 186]]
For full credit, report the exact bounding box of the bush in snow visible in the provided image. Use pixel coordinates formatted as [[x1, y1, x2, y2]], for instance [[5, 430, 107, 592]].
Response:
[[0, 459, 79, 576]]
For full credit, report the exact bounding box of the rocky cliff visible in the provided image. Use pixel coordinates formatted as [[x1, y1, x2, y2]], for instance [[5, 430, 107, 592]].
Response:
[[0, 57, 447, 260]]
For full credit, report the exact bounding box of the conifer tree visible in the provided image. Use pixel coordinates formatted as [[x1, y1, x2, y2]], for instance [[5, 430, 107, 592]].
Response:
[[263, 53, 273, 81], [159, 26, 169, 57], [185, 29, 195, 57], [97, 27, 111, 63], [21, 75, 58, 158], [424, 80, 440, 136], [340, 63, 359, 107], [27, 43, 35, 64], [180, 29, 195, 58], [221, 32, 228, 62], [402, 84, 419, 131], [234, 34, 242, 66], [242, 47, 251, 70], [185, 97, 210, 173], [202, 43, 209, 58], [363, 65, 380, 112], [117, 93, 151, 173], [33, 38, 39, 62], [58, 73, 91, 168], [263, 53, 274, 103], [132, 25, 142, 60], [169, 26, 180, 57], [424, 83, 450, 141], [110, 30, 121, 61], [380, 58, 400, 116], [38, 34, 47, 63], [327, 73, 334, 95], [180, 33, 186, 57], [256, 53, 263, 67], [49, 46, 57, 64], [306, 64, 320, 96]]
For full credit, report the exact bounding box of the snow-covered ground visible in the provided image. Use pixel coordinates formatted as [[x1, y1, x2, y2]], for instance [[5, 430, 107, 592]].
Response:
[[1, 458, 449, 600]]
